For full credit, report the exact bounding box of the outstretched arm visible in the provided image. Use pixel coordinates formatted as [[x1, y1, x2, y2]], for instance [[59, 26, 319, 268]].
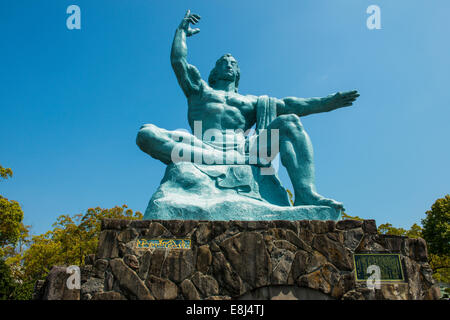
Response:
[[171, 10, 203, 97], [276, 91, 360, 117]]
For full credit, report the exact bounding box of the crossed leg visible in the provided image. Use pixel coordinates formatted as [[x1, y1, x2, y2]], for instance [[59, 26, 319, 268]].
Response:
[[137, 118, 343, 210], [136, 124, 248, 165]]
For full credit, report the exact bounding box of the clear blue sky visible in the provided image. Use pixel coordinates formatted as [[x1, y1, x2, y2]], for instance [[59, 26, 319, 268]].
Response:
[[1, 0, 449, 236]]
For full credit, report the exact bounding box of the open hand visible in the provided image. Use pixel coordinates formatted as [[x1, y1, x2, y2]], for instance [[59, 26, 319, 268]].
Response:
[[329, 90, 360, 109], [179, 10, 201, 37]]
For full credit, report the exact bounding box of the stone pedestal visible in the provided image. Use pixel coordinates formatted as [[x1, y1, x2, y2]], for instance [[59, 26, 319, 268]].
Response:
[[38, 219, 441, 300]]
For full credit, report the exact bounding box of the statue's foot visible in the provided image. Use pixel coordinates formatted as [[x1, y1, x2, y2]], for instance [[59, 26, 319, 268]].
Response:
[[294, 189, 344, 211]]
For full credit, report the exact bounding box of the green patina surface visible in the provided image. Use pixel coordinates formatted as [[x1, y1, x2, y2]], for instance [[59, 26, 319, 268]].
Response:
[[136, 10, 359, 221]]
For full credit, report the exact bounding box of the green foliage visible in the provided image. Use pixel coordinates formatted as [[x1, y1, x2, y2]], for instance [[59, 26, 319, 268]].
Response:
[[0, 196, 25, 250], [0, 259, 34, 300], [443, 287, 450, 299], [18, 231, 64, 280], [405, 223, 423, 239], [341, 211, 364, 221], [377, 223, 408, 236], [0, 259, 15, 300], [0, 165, 33, 299], [429, 253, 450, 284], [1, 164, 144, 299], [0, 165, 13, 180], [0, 165, 29, 257], [421, 195, 450, 285], [10, 281, 34, 300], [377, 222, 423, 239], [10, 205, 142, 282], [286, 189, 294, 206], [422, 195, 450, 256]]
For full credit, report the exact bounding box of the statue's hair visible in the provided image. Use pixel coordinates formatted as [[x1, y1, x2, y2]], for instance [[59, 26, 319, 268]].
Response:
[[208, 54, 240, 92]]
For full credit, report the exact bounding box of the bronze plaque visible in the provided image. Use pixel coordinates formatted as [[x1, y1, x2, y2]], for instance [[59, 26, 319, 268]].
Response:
[[353, 253, 405, 282]]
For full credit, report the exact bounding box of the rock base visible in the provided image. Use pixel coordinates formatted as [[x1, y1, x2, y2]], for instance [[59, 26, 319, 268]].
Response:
[[36, 219, 441, 300]]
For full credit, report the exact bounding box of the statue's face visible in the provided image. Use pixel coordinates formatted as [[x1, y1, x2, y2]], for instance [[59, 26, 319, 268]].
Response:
[[215, 55, 238, 82]]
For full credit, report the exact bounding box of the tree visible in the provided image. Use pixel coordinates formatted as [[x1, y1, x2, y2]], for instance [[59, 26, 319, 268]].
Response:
[[0, 197, 25, 252], [0, 165, 29, 256], [378, 223, 408, 236], [11, 205, 142, 282], [421, 195, 450, 287], [428, 254, 450, 284], [377, 222, 423, 239], [0, 165, 25, 252], [18, 231, 64, 281], [0, 259, 15, 300], [406, 223, 424, 239], [1, 164, 144, 299], [422, 195, 450, 256], [341, 211, 421, 236], [0, 165, 13, 180], [341, 211, 364, 221], [0, 165, 32, 299]]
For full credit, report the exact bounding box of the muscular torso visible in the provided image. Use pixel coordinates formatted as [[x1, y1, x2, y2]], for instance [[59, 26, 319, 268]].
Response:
[[187, 82, 257, 136]]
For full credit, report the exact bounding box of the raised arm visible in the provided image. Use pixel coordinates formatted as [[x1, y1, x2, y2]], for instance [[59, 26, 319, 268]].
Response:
[[171, 10, 203, 97], [276, 90, 360, 117]]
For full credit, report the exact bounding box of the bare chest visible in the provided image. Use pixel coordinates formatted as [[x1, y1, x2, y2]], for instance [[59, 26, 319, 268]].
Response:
[[190, 88, 254, 114]]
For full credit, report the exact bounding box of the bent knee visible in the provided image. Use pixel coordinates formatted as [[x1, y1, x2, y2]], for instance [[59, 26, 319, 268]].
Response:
[[138, 123, 159, 133], [136, 124, 160, 150], [277, 114, 304, 135]]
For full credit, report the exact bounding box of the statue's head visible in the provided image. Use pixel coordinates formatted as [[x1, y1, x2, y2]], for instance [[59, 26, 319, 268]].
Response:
[[208, 54, 240, 92]]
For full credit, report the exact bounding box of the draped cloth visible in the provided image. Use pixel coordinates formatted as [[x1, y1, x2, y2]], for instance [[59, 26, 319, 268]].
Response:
[[255, 95, 277, 133]]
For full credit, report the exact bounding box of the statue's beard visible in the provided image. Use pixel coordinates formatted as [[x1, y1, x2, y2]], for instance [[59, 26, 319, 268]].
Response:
[[217, 72, 235, 82]]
